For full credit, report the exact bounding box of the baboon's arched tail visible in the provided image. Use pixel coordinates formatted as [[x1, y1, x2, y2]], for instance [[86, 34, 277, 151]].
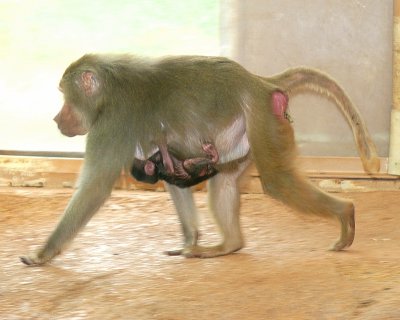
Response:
[[265, 68, 380, 173]]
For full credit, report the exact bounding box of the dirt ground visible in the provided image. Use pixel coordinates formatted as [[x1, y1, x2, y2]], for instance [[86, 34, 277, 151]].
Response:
[[0, 187, 399, 320]]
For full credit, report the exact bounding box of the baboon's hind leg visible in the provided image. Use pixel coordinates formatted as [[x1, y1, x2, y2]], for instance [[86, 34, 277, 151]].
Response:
[[247, 96, 355, 250], [263, 168, 355, 250], [182, 159, 251, 258]]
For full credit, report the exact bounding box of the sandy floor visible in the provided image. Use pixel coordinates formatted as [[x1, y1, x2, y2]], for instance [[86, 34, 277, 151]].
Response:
[[0, 187, 399, 320]]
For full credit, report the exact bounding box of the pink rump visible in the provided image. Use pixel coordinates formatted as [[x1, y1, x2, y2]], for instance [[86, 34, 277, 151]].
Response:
[[272, 91, 288, 120]]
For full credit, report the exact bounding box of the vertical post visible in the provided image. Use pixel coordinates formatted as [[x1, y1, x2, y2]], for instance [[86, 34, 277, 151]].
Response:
[[389, 0, 400, 174]]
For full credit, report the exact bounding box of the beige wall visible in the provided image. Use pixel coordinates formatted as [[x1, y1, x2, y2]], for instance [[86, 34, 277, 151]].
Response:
[[221, 0, 392, 157]]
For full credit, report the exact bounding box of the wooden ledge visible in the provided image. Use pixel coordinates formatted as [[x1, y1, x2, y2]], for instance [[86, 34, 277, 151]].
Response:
[[0, 155, 397, 192]]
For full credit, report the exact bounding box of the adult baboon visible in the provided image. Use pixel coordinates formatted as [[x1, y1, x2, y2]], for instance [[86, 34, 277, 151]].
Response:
[[21, 54, 379, 265]]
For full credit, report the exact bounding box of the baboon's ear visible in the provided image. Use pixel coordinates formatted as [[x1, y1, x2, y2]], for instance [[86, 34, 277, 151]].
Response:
[[76, 71, 100, 97]]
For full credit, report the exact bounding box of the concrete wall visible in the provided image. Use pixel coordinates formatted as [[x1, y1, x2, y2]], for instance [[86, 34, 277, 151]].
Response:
[[221, 0, 393, 157]]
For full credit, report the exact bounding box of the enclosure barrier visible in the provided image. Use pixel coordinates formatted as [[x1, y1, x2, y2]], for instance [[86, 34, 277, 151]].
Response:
[[389, 0, 400, 175]]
